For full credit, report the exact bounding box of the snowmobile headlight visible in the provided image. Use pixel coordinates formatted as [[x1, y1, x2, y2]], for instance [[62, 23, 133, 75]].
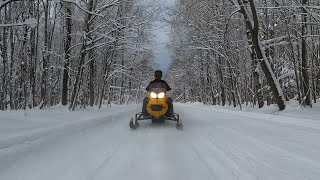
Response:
[[158, 92, 165, 99], [150, 92, 157, 98]]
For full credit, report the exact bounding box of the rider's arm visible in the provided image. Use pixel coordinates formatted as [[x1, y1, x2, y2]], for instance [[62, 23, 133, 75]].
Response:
[[163, 81, 172, 91], [145, 81, 153, 91]]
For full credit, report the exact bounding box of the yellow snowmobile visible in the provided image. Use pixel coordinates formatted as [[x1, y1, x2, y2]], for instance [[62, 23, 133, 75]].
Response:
[[129, 87, 182, 130]]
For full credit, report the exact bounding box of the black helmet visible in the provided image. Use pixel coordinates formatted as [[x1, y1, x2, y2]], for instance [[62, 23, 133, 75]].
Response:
[[155, 70, 162, 79]]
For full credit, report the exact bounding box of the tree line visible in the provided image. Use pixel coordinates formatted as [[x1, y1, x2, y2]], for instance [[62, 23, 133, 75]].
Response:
[[0, 0, 159, 110], [167, 0, 320, 110]]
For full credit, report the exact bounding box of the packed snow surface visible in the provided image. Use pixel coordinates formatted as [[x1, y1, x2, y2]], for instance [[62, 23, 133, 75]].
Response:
[[0, 103, 320, 180]]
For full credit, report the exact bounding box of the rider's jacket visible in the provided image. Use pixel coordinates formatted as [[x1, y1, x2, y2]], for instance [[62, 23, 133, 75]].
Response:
[[146, 79, 171, 92]]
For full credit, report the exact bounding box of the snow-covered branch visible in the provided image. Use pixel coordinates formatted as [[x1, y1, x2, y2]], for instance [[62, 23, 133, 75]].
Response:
[[0, 0, 21, 9], [0, 18, 37, 27], [277, 72, 295, 81], [256, 6, 320, 10], [60, 0, 104, 17]]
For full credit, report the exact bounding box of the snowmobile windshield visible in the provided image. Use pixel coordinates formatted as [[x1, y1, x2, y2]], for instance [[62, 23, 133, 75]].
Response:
[[148, 82, 167, 93]]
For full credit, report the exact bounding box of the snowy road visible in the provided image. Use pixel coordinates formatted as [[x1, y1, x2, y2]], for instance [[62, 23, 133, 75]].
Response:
[[1, 103, 320, 180]]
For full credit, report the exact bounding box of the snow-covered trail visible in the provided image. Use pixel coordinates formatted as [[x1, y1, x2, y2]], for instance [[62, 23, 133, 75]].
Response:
[[1, 103, 320, 180]]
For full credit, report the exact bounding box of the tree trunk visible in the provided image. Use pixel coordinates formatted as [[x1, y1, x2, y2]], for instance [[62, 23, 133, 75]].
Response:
[[69, 0, 94, 110], [247, 0, 285, 110], [89, 50, 95, 106], [28, 1, 37, 108], [69, 43, 86, 110], [61, 3, 72, 105], [301, 0, 311, 106], [239, 0, 264, 108], [217, 56, 225, 106], [0, 7, 8, 110], [9, 18, 15, 110], [40, 0, 49, 108]]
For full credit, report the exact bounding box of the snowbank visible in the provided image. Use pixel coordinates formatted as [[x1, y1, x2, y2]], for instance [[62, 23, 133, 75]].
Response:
[[182, 100, 320, 121], [0, 104, 137, 150]]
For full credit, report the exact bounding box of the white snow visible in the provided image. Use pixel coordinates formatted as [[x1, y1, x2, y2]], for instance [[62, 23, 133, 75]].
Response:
[[24, 18, 37, 28], [0, 104, 132, 149], [0, 18, 37, 27], [0, 102, 320, 180]]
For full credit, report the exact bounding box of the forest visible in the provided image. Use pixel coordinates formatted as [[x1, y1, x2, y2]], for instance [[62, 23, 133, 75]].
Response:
[[0, 0, 159, 110], [168, 0, 320, 110], [0, 0, 319, 111]]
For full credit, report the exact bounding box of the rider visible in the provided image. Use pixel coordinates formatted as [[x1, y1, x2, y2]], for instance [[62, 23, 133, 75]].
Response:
[[142, 70, 174, 117]]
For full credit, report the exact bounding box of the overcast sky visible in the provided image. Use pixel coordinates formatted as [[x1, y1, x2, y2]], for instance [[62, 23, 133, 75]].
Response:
[[152, 0, 175, 74]]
